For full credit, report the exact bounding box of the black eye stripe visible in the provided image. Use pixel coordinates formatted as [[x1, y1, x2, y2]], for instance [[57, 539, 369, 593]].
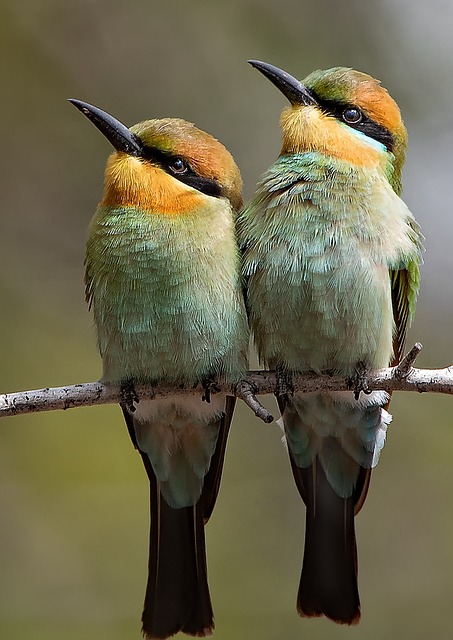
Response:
[[139, 144, 222, 198], [310, 92, 395, 153]]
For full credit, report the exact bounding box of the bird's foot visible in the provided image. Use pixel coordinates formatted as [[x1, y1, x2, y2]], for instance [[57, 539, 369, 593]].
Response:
[[201, 376, 221, 404], [350, 361, 372, 400], [275, 366, 294, 399], [120, 380, 139, 413]]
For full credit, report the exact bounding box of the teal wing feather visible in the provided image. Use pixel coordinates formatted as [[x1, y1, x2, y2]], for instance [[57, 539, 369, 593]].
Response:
[[84, 257, 94, 309], [390, 221, 423, 365]]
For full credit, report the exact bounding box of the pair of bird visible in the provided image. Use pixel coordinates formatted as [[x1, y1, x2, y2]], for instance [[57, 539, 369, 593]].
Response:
[[70, 60, 422, 639]]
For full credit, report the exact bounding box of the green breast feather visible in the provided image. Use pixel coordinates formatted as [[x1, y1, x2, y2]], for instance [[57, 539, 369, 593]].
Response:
[[86, 204, 249, 384]]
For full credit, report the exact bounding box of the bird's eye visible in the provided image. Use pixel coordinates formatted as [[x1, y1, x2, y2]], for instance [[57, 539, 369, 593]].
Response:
[[342, 107, 362, 124], [168, 157, 189, 174]]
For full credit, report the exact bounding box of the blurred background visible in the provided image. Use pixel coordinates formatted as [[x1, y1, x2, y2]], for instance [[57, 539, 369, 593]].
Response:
[[1, 0, 453, 638]]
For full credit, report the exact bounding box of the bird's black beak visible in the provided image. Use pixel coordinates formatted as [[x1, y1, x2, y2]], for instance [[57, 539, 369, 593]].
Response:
[[248, 60, 318, 107], [68, 99, 143, 156]]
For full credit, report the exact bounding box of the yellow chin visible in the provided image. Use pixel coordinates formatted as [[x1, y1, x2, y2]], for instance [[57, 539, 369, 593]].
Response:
[[280, 106, 385, 168], [101, 153, 205, 215]]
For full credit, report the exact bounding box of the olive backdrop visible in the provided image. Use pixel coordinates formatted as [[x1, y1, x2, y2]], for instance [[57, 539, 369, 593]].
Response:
[[1, 1, 453, 639]]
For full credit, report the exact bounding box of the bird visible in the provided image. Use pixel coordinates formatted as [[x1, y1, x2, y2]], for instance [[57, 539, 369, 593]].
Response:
[[238, 60, 423, 624], [69, 98, 249, 639]]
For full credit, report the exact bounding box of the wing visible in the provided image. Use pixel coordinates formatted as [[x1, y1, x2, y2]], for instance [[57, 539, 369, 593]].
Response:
[[201, 394, 235, 522], [84, 252, 96, 310], [390, 253, 422, 365]]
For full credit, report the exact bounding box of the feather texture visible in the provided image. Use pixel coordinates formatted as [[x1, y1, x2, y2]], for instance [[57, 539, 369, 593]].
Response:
[[82, 113, 248, 638], [239, 64, 423, 625]]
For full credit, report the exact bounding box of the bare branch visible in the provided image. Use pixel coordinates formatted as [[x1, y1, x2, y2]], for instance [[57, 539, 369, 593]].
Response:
[[1, 349, 453, 422]]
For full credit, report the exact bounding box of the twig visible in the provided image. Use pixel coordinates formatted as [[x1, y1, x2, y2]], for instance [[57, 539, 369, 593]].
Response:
[[1, 346, 452, 422], [394, 342, 423, 380], [235, 380, 274, 423]]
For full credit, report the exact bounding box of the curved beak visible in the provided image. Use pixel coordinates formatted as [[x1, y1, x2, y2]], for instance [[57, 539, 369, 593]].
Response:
[[247, 60, 318, 107], [68, 99, 143, 156]]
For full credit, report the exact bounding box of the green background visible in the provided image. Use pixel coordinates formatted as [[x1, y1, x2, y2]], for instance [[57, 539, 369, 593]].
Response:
[[1, 1, 453, 638]]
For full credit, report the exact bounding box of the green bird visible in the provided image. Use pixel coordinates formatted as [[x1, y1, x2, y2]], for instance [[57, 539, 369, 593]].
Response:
[[238, 61, 423, 624], [70, 99, 249, 639]]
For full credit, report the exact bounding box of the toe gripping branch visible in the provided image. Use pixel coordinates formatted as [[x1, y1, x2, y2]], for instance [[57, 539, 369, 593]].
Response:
[[115, 344, 424, 426], [350, 361, 373, 401], [121, 380, 140, 414], [275, 367, 294, 400], [201, 377, 221, 404], [349, 343, 424, 400]]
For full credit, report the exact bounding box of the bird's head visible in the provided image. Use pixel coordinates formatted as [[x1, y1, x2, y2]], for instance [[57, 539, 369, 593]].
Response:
[[69, 100, 243, 213], [248, 60, 407, 194]]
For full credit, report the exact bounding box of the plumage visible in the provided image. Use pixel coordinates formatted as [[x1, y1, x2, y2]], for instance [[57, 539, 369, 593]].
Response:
[[71, 100, 249, 638], [239, 61, 423, 624]]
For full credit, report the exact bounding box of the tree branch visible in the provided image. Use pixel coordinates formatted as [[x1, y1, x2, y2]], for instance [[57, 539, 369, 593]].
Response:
[[1, 345, 452, 422]]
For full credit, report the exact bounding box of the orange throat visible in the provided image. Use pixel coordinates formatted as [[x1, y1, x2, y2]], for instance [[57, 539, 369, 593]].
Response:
[[280, 106, 387, 168], [101, 153, 205, 215]]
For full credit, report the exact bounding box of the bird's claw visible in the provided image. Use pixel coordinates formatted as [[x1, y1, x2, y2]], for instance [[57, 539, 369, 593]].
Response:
[[201, 377, 221, 403], [350, 361, 372, 400], [121, 380, 139, 413], [275, 366, 294, 399]]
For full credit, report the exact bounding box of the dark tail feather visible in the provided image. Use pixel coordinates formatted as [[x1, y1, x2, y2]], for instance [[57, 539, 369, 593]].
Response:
[[142, 465, 213, 639], [121, 407, 212, 639], [290, 456, 360, 625], [121, 403, 232, 637]]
